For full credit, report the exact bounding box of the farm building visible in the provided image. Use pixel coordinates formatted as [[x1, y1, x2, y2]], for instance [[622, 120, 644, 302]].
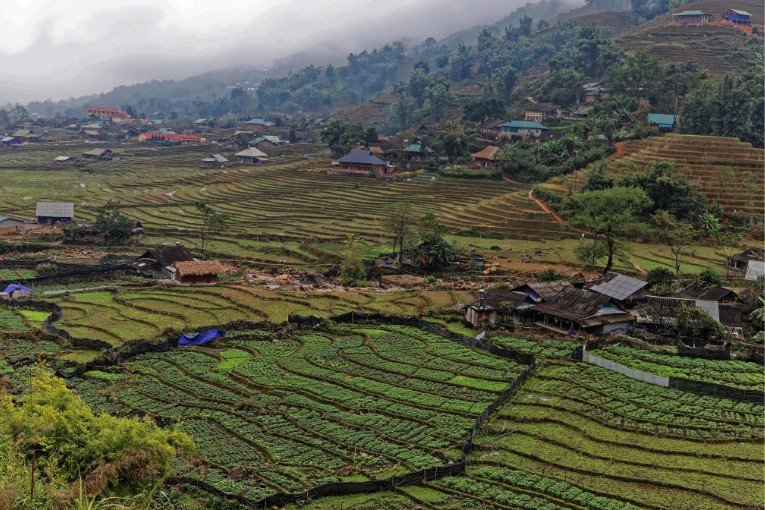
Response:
[[134, 244, 194, 275], [640, 295, 743, 330], [87, 105, 131, 122], [173, 260, 225, 284], [1, 136, 21, 148], [726, 246, 764, 270], [139, 131, 203, 144], [725, 9, 751, 25], [588, 272, 648, 304], [54, 156, 78, 166], [470, 146, 502, 168], [80, 129, 102, 141], [674, 283, 738, 303], [465, 289, 498, 326], [499, 120, 549, 138], [202, 154, 228, 168], [0, 216, 25, 234], [248, 135, 283, 149], [36, 201, 74, 224], [402, 142, 439, 168], [647, 113, 677, 130], [368, 146, 385, 156], [671, 10, 712, 24], [583, 81, 605, 102], [235, 148, 268, 165], [11, 129, 40, 142], [524, 103, 568, 122], [567, 105, 594, 120], [529, 287, 635, 335], [82, 148, 116, 160], [335, 149, 391, 175], [468, 287, 537, 325], [479, 119, 504, 138]]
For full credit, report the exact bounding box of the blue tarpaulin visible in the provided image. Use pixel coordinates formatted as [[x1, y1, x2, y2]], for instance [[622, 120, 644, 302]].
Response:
[[3, 284, 32, 296], [178, 328, 226, 347]]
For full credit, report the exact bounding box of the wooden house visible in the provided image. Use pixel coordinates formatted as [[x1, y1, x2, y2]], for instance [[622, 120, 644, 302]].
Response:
[[11, 129, 40, 142], [671, 10, 712, 24], [524, 103, 568, 122], [511, 280, 572, 303], [402, 141, 437, 169], [36, 201, 74, 224], [470, 146, 501, 168], [725, 9, 751, 24], [54, 156, 78, 166], [529, 287, 635, 335], [1, 136, 22, 148], [335, 149, 390, 175], [234, 148, 268, 165], [173, 260, 225, 284], [726, 247, 764, 270], [248, 136, 277, 149], [133, 244, 194, 275], [479, 119, 504, 138], [202, 154, 228, 168], [0, 216, 25, 235]]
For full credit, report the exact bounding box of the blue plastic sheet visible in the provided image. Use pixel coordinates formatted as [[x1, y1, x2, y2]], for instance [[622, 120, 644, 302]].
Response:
[[178, 328, 226, 347], [3, 284, 32, 295]]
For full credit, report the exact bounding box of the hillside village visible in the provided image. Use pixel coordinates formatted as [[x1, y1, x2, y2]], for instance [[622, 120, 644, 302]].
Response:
[[0, 0, 763, 509]]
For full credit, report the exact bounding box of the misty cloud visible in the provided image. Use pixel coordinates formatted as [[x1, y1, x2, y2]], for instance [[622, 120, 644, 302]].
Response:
[[0, 0, 534, 103]]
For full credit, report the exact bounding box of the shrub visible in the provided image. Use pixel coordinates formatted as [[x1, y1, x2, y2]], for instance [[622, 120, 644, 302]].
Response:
[[697, 268, 722, 286], [646, 267, 675, 295]]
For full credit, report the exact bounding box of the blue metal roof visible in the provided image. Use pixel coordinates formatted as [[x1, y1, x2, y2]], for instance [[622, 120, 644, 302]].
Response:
[[647, 113, 677, 126], [500, 120, 549, 130], [674, 10, 705, 16]]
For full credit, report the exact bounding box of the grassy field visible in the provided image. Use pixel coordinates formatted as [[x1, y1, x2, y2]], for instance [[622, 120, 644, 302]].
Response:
[[68, 323, 528, 502]]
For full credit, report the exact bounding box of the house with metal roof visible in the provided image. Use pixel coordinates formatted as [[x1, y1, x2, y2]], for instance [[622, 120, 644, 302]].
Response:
[[335, 149, 390, 175], [745, 261, 765, 282], [726, 246, 764, 270], [82, 148, 116, 160], [524, 102, 568, 122], [671, 10, 712, 24], [529, 287, 635, 335], [725, 9, 751, 24], [500, 120, 549, 138], [511, 280, 572, 303], [588, 272, 648, 304], [36, 201, 74, 225], [234, 148, 268, 165], [202, 154, 228, 168], [53, 155, 78, 166], [647, 113, 677, 131], [11, 129, 40, 142]]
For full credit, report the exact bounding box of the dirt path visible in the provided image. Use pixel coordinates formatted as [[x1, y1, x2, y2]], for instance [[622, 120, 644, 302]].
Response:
[[500, 174, 564, 225]]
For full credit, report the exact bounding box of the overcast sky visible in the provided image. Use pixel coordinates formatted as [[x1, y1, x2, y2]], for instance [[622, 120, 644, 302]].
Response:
[[0, 0, 538, 104]]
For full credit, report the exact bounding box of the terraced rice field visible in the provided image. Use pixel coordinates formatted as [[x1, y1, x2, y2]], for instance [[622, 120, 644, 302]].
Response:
[[617, 2, 762, 75], [53, 286, 474, 346], [550, 134, 764, 222], [0, 140, 573, 264], [69, 324, 528, 503]]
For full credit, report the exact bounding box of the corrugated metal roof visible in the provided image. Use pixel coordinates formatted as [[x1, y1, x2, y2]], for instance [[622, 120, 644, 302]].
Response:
[[730, 9, 751, 16], [338, 149, 387, 166], [36, 201, 74, 218], [500, 120, 549, 130], [647, 113, 677, 126], [235, 148, 268, 158], [745, 260, 765, 281], [590, 273, 647, 301]]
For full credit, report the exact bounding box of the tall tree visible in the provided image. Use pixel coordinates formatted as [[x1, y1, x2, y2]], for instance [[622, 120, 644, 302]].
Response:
[[563, 187, 652, 272], [195, 200, 230, 260], [93, 200, 134, 244], [607, 51, 663, 100], [652, 211, 696, 274], [383, 202, 418, 261]]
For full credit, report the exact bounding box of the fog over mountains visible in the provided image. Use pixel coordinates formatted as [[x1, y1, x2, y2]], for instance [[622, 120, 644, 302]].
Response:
[[0, 0, 581, 104]]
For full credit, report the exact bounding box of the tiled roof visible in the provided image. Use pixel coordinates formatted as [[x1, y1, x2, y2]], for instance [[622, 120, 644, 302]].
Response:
[[338, 149, 387, 166]]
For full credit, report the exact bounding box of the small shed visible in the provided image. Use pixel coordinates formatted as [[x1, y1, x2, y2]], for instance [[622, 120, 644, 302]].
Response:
[[647, 113, 677, 131], [235, 148, 268, 165], [202, 154, 228, 168], [36, 201, 74, 224], [173, 260, 225, 284], [134, 244, 194, 274], [470, 146, 501, 168], [726, 247, 764, 270], [511, 280, 572, 303], [54, 156, 78, 166], [0, 216, 25, 234], [465, 289, 498, 327], [82, 148, 115, 160], [725, 9, 751, 24], [589, 272, 648, 304]]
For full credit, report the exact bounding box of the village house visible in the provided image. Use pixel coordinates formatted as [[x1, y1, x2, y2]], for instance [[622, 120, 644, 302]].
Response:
[[402, 141, 438, 169], [334, 149, 391, 175], [0, 216, 26, 235], [583, 81, 606, 102], [368, 146, 385, 156], [640, 289, 743, 332], [470, 146, 502, 168], [588, 272, 648, 305], [529, 286, 635, 335], [138, 131, 203, 144], [499, 120, 549, 139], [466, 287, 540, 326], [202, 154, 228, 168], [726, 246, 764, 270], [567, 105, 594, 120], [235, 147, 268, 165], [647, 113, 677, 131], [524, 103, 568, 122], [725, 9, 751, 25], [11, 129, 40, 143], [54, 156, 78, 166], [87, 105, 131, 123], [173, 260, 225, 284], [82, 148, 117, 160], [512, 280, 572, 304], [1, 136, 22, 148], [36, 201, 74, 224], [479, 119, 504, 138], [248, 135, 283, 150], [243, 118, 275, 135], [671, 10, 713, 24]]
